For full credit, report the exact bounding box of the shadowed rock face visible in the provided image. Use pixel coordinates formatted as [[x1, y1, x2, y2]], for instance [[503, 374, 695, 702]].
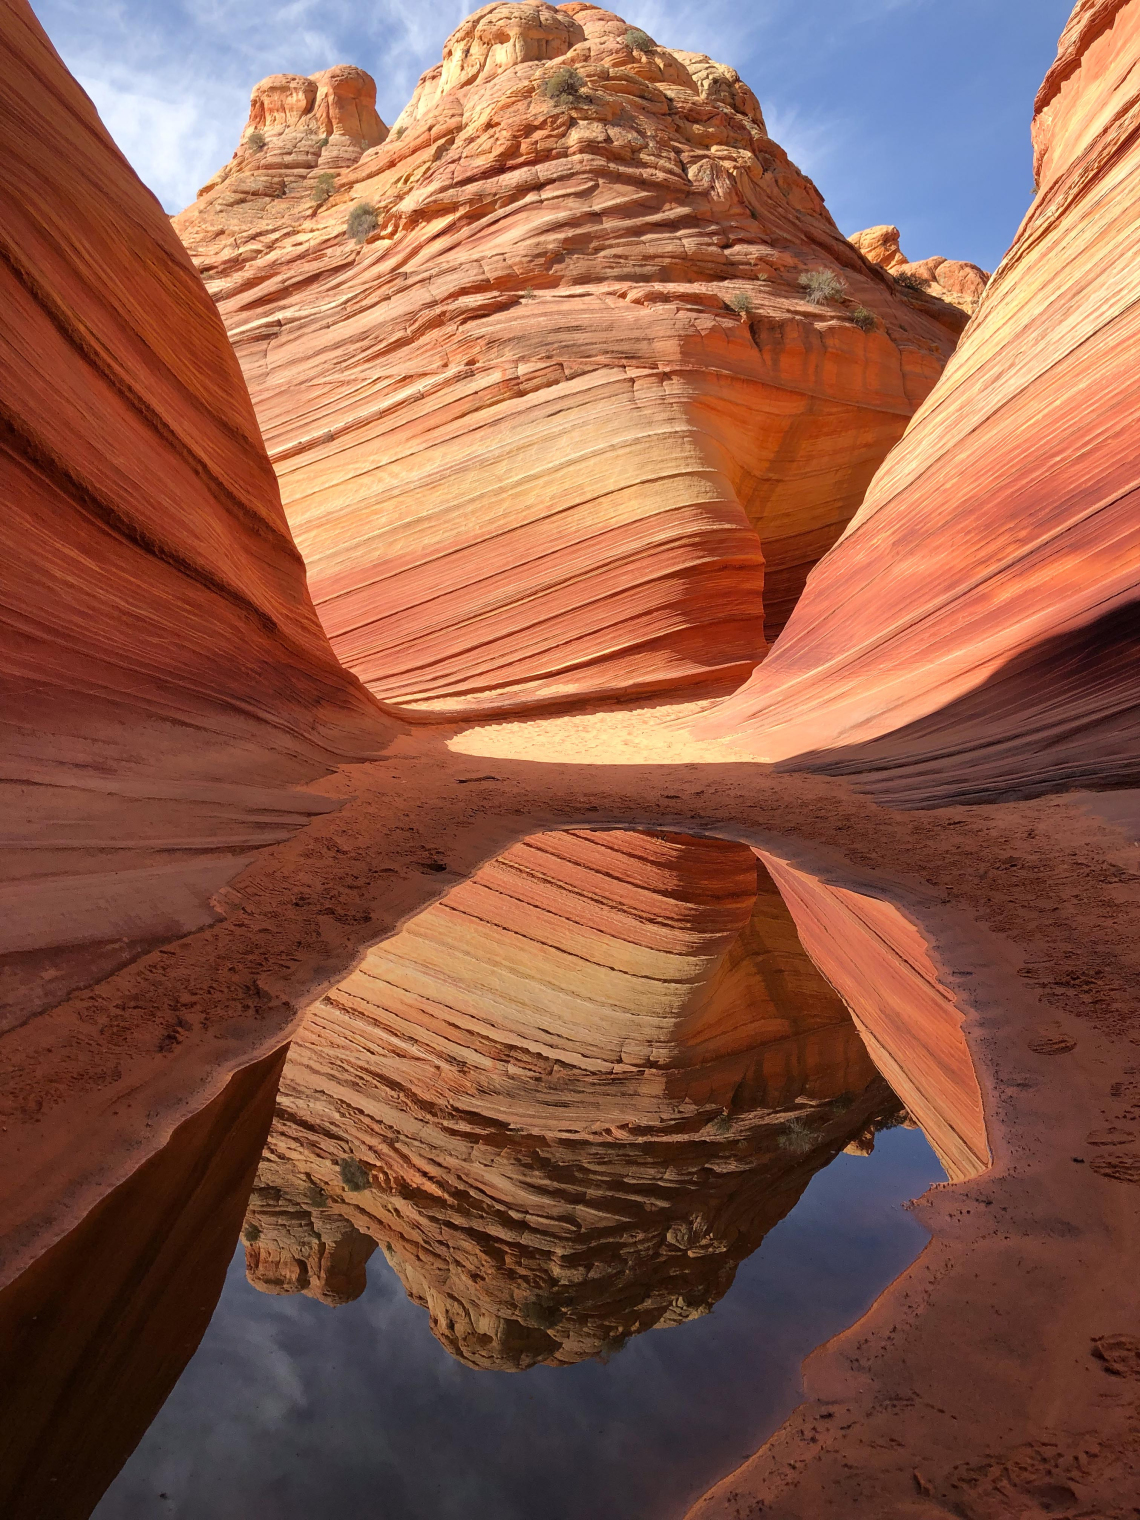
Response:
[[242, 831, 909, 1368], [175, 2, 963, 718], [697, 0, 1140, 805], [0, 0, 385, 1029], [849, 225, 990, 317]]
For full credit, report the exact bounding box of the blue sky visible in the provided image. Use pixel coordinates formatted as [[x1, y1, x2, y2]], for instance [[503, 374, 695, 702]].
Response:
[[37, 0, 1075, 272]]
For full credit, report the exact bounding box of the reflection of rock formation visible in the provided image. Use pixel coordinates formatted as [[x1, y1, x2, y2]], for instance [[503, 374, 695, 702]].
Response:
[[697, 2, 1140, 805], [0, 1049, 284, 1520], [850, 225, 990, 316], [0, 0, 382, 1028], [176, 3, 962, 717], [244, 832, 900, 1367]]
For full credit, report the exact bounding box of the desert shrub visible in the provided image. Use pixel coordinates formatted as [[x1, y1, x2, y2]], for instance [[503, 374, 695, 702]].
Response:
[[246, 129, 266, 152], [798, 268, 847, 305], [624, 27, 655, 50], [305, 1182, 329, 1207], [242, 1223, 261, 1243], [310, 171, 336, 205], [726, 290, 753, 315], [708, 1112, 734, 1136], [520, 287, 537, 300], [850, 305, 876, 332], [894, 270, 925, 291], [339, 1155, 371, 1191], [540, 65, 586, 108], [346, 202, 378, 243], [392, 125, 405, 140], [315, 135, 329, 149]]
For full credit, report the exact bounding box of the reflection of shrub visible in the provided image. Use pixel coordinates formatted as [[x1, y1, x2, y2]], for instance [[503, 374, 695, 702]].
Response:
[[246, 129, 266, 153], [798, 269, 847, 305], [242, 1223, 261, 1243], [596, 1333, 629, 1364], [540, 66, 586, 108], [339, 1155, 371, 1191], [346, 202, 378, 243], [851, 305, 876, 332], [624, 27, 655, 50], [777, 1114, 816, 1155], [310, 171, 336, 205]]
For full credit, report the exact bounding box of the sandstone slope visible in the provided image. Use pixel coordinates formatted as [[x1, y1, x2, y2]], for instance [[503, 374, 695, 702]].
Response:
[[0, 0, 388, 1030], [849, 223, 990, 315], [175, 2, 963, 719], [697, 0, 1140, 806]]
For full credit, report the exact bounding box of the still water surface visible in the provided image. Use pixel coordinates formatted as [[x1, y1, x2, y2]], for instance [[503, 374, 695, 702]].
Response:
[[96, 1127, 942, 1520]]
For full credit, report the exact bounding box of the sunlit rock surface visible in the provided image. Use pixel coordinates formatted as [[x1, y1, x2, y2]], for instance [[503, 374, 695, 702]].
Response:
[[243, 832, 902, 1366], [175, 2, 961, 718], [698, 0, 1140, 805], [0, 0, 383, 1028], [849, 224, 990, 315]]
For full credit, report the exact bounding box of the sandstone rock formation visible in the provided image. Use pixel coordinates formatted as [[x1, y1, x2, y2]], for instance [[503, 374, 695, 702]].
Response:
[[175, 3, 962, 718], [242, 830, 902, 1366], [0, 0, 386, 1029], [849, 223, 990, 315], [698, 0, 1140, 805]]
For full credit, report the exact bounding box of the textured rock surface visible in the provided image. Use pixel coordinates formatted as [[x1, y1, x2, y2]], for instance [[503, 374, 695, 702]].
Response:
[[243, 830, 899, 1366], [0, 0, 386, 1029], [699, 0, 1140, 806], [175, 2, 961, 718], [850, 223, 990, 315]]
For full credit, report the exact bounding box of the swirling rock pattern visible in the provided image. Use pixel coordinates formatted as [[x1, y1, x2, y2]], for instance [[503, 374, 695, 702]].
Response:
[[0, 0, 384, 1027], [175, 2, 962, 719], [242, 830, 897, 1367], [698, 0, 1140, 806]]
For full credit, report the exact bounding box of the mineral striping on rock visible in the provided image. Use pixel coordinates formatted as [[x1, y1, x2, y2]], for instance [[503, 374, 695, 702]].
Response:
[[697, 0, 1140, 805], [0, 0, 386, 1027], [242, 830, 900, 1366], [175, 2, 963, 718], [849, 224, 990, 316]]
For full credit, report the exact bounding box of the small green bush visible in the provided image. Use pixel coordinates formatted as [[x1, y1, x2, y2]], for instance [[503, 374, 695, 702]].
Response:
[[708, 1112, 734, 1135], [339, 1155, 371, 1191], [624, 27, 655, 50], [310, 171, 337, 205], [726, 290, 753, 315], [520, 287, 537, 300], [798, 269, 847, 305], [540, 65, 586, 109], [894, 270, 925, 291], [246, 129, 266, 153], [305, 1182, 329, 1207], [776, 1114, 816, 1156], [850, 305, 876, 332], [346, 202, 378, 243], [242, 1222, 261, 1243], [315, 135, 329, 149], [392, 125, 405, 140]]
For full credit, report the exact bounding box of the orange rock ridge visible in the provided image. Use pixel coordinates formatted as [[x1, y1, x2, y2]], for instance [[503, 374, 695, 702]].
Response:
[[849, 223, 990, 316], [175, 2, 963, 719], [0, 0, 386, 1028], [698, 0, 1140, 805]]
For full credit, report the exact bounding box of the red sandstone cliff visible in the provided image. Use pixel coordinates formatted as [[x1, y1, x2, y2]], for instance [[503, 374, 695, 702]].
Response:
[[242, 831, 901, 1367], [697, 0, 1140, 806], [849, 224, 990, 316], [0, 0, 387, 1029], [175, 2, 963, 719]]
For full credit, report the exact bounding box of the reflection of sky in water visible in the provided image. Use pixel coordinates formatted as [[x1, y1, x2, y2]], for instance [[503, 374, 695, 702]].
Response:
[[96, 1129, 942, 1520]]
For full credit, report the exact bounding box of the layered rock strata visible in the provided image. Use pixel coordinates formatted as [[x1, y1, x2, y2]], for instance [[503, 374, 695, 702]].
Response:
[[176, 2, 962, 718], [698, 0, 1140, 806], [243, 830, 900, 1366], [0, 0, 386, 1028], [849, 224, 990, 315]]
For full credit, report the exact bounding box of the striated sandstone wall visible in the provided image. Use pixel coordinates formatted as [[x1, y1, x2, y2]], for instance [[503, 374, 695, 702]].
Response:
[[176, 2, 962, 719], [849, 224, 990, 316], [698, 0, 1140, 806], [242, 830, 898, 1367], [0, 0, 387, 1028]]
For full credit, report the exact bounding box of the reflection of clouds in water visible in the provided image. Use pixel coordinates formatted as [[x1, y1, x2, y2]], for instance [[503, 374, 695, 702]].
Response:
[[95, 1131, 942, 1520]]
